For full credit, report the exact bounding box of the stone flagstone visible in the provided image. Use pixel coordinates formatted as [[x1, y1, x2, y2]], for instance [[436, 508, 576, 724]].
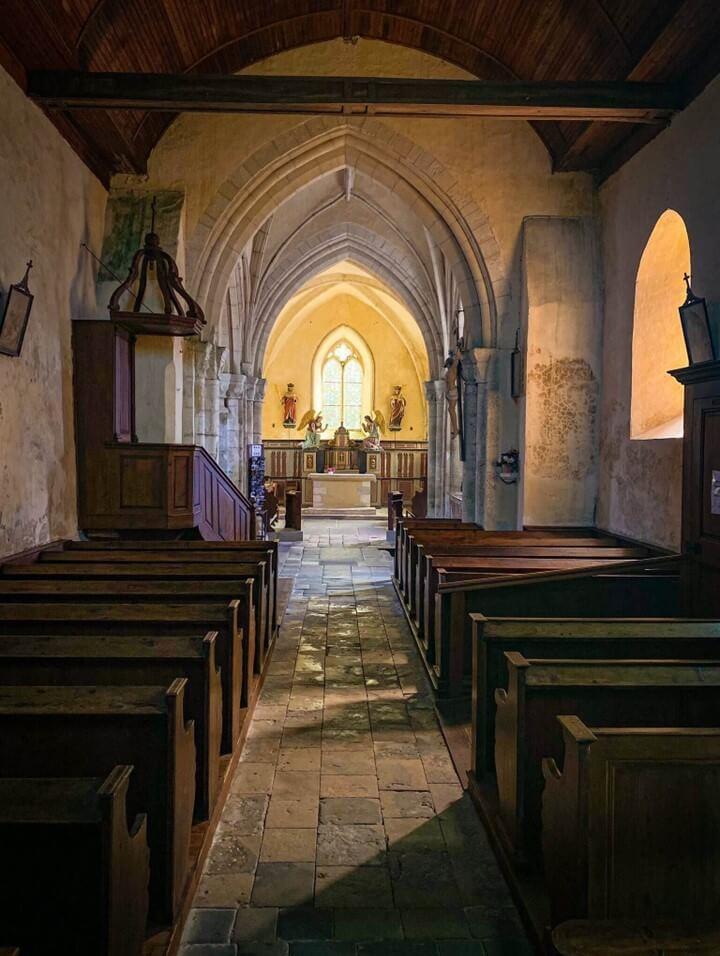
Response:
[[180, 518, 527, 955]]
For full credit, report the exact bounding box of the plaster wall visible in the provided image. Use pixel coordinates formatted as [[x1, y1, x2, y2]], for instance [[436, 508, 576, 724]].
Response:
[[262, 291, 427, 441], [0, 66, 106, 558], [521, 217, 602, 527], [597, 75, 720, 549]]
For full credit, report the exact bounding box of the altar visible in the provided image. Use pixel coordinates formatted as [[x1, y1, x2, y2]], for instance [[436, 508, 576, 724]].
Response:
[[305, 472, 377, 516]]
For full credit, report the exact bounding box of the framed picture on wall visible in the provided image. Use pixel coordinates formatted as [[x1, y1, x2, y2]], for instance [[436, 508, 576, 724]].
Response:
[[0, 261, 33, 358], [679, 278, 715, 365]]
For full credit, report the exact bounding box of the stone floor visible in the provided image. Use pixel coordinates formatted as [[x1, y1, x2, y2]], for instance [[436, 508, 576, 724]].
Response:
[[180, 519, 531, 956]]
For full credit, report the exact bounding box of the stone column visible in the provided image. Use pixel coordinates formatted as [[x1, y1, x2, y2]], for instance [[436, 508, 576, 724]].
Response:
[[252, 378, 267, 444], [521, 217, 602, 527], [194, 341, 226, 460], [222, 374, 246, 485], [424, 379, 448, 516], [461, 347, 501, 527]]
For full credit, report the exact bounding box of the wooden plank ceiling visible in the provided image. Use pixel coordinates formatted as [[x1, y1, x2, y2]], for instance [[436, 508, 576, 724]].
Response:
[[1, 0, 719, 185]]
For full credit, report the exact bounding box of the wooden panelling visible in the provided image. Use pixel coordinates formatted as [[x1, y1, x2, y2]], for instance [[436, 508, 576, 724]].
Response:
[[119, 452, 164, 509]]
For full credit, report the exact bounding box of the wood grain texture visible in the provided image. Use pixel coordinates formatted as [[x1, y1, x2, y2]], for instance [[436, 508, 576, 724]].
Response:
[[2, 1, 720, 178]]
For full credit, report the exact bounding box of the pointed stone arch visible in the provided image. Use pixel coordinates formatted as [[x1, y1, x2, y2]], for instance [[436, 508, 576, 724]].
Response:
[[186, 115, 507, 353]]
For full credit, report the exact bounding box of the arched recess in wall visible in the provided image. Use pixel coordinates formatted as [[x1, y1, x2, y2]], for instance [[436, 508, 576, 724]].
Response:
[[261, 263, 429, 443], [631, 209, 691, 440]]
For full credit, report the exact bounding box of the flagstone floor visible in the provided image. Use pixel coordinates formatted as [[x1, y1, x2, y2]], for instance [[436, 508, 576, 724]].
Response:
[[180, 518, 530, 956]]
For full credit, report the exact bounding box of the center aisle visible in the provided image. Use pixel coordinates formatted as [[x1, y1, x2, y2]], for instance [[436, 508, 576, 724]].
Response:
[[180, 518, 530, 956]]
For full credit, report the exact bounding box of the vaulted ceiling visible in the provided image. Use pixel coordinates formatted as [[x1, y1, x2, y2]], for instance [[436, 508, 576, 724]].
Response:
[[1, 0, 719, 184]]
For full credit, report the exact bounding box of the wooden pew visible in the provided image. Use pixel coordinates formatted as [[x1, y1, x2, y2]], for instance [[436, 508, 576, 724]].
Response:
[[403, 529, 624, 607], [416, 547, 648, 648], [0, 575, 257, 677], [63, 539, 280, 636], [0, 767, 149, 956], [2, 561, 269, 669], [542, 719, 720, 932], [0, 601, 243, 753], [0, 681, 194, 924], [471, 616, 720, 781], [494, 653, 720, 864], [432, 556, 682, 697], [0, 632, 222, 819], [395, 519, 471, 591]]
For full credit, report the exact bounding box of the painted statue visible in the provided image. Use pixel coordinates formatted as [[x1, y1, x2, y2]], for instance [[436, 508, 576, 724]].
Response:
[[298, 409, 327, 448], [388, 385, 407, 431], [281, 383, 297, 428], [362, 411, 386, 451], [444, 350, 460, 439]]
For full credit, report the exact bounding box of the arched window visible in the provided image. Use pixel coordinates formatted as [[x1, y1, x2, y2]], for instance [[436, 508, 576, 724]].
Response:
[[321, 341, 364, 431], [631, 209, 690, 440]]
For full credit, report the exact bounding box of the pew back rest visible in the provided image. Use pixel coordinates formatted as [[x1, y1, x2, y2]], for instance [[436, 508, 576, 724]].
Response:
[[542, 718, 720, 924], [471, 618, 720, 775]]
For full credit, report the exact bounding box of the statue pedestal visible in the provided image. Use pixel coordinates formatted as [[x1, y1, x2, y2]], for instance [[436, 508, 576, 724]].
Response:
[[305, 472, 377, 516]]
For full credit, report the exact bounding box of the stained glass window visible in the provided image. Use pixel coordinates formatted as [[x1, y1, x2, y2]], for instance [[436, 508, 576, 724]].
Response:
[[321, 343, 364, 431]]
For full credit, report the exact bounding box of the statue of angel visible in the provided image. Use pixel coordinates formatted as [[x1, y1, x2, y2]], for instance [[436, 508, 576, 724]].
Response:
[[362, 410, 385, 450], [299, 409, 326, 449]]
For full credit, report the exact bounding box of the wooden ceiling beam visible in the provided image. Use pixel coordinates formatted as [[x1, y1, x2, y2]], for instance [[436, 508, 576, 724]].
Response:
[[27, 71, 686, 123]]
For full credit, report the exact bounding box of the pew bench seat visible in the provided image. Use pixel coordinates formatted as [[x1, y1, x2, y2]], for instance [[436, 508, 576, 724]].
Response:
[[552, 919, 720, 955], [0, 632, 222, 819], [0, 600, 243, 752], [0, 767, 149, 956], [0, 681, 195, 924]]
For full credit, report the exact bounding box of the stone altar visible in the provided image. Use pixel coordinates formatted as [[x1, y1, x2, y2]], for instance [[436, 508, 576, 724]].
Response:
[[306, 472, 377, 516]]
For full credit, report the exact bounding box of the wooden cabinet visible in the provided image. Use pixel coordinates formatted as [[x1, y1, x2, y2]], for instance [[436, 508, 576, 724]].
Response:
[[670, 360, 720, 609]]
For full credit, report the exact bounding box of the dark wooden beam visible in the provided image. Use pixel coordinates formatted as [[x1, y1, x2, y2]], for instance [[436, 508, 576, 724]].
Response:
[[27, 72, 686, 123]]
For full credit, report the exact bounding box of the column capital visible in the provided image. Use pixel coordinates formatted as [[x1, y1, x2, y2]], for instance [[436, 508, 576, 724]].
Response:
[[462, 347, 499, 386], [423, 379, 446, 403], [225, 373, 247, 402]]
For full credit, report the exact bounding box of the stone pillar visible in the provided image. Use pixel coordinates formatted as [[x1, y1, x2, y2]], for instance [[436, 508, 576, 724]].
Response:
[[181, 339, 197, 445], [193, 341, 226, 460], [246, 376, 266, 446], [461, 347, 508, 528], [520, 217, 602, 527], [221, 374, 246, 485], [424, 379, 448, 516]]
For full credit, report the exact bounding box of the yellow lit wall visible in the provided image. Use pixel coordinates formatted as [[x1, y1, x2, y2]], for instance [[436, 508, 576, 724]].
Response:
[[631, 209, 690, 439], [262, 282, 428, 442]]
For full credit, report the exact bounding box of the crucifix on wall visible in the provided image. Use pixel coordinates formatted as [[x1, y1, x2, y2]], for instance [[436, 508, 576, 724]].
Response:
[[444, 314, 465, 461]]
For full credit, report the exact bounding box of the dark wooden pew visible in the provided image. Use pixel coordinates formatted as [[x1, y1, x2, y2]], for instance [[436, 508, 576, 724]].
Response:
[[0, 681, 194, 924], [26, 549, 275, 661], [0, 601, 243, 752], [0, 767, 149, 956], [395, 518, 470, 588], [0, 632, 222, 819], [401, 528, 622, 608], [2, 561, 270, 668], [471, 616, 720, 781], [415, 547, 648, 647], [432, 556, 682, 697], [63, 539, 279, 636], [494, 653, 720, 864], [0, 575, 257, 676], [543, 719, 720, 934]]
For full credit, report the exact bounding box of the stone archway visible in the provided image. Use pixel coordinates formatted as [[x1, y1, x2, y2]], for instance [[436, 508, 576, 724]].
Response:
[[184, 116, 508, 521]]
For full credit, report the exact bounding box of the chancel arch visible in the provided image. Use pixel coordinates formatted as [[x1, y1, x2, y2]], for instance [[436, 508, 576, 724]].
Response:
[[261, 265, 428, 445], [631, 209, 691, 441]]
